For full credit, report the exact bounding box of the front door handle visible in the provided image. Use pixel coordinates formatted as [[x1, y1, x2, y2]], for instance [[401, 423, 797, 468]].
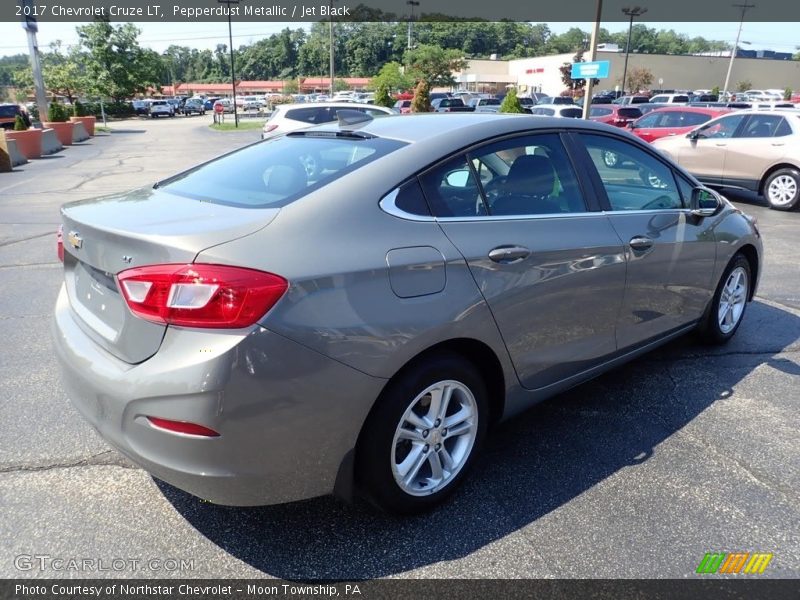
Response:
[[489, 245, 531, 264], [629, 236, 654, 251]]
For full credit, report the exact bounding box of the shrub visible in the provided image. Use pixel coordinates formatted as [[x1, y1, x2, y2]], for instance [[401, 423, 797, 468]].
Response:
[[374, 84, 394, 108], [499, 88, 524, 113], [411, 80, 431, 113], [47, 102, 68, 122], [13, 114, 28, 131], [784, 87, 792, 101]]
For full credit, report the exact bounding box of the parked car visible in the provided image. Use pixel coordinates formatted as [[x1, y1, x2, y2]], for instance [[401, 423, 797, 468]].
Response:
[[529, 104, 583, 118], [148, 100, 174, 118], [0, 103, 27, 129], [183, 98, 206, 116], [629, 106, 731, 143], [213, 99, 234, 114], [654, 108, 800, 210], [613, 95, 651, 105], [588, 105, 642, 127], [131, 100, 151, 116], [261, 102, 394, 140], [648, 93, 691, 104], [432, 98, 474, 112], [468, 98, 501, 113], [53, 113, 762, 514], [204, 97, 221, 111], [165, 98, 183, 115], [635, 102, 672, 116], [393, 99, 412, 114]]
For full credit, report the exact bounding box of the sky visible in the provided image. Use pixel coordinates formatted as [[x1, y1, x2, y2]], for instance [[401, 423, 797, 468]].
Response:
[[0, 21, 797, 57]]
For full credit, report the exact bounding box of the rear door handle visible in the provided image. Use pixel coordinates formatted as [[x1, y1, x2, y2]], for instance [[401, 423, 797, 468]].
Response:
[[715, 143, 728, 147], [489, 245, 531, 264], [629, 236, 654, 251], [771, 143, 785, 147]]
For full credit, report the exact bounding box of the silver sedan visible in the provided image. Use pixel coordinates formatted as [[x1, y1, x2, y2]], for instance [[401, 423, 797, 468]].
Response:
[[53, 113, 762, 513]]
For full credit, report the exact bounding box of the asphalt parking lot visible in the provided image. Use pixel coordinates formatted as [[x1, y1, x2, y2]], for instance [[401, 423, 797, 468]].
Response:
[[0, 116, 798, 580]]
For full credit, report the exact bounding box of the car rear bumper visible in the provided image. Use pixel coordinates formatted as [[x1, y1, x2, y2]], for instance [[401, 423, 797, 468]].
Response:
[[52, 284, 386, 506]]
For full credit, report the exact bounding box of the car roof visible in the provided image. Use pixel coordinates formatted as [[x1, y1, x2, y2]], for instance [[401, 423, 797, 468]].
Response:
[[644, 106, 731, 114], [279, 102, 391, 111], [311, 112, 616, 144]]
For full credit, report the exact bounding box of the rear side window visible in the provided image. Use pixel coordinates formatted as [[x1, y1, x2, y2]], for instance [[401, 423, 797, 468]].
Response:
[[672, 96, 689, 103], [163, 135, 406, 208], [286, 107, 331, 124]]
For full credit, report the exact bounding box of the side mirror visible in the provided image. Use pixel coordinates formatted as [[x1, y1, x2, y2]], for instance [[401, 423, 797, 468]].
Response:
[[686, 130, 699, 140], [690, 187, 721, 217], [627, 122, 636, 129], [445, 169, 471, 188]]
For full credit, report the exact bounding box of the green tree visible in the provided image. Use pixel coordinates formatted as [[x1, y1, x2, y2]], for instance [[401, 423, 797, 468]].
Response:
[[626, 66, 654, 93], [333, 78, 350, 92], [784, 87, 792, 101], [411, 79, 430, 112], [736, 80, 752, 92], [369, 61, 412, 93], [283, 79, 299, 94], [77, 20, 161, 102], [404, 44, 468, 89], [499, 87, 524, 113], [374, 84, 393, 108], [42, 41, 86, 104], [14, 114, 28, 131]]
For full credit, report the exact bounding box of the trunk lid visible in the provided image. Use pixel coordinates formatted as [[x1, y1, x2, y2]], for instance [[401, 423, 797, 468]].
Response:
[[60, 186, 279, 364]]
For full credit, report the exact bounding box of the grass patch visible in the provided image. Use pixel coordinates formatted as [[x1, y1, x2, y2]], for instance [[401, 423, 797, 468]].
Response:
[[95, 126, 112, 133], [209, 121, 264, 131]]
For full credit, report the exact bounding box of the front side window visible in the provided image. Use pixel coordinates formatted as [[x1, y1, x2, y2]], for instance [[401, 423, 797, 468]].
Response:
[[694, 114, 747, 139], [633, 112, 666, 128], [580, 134, 684, 211]]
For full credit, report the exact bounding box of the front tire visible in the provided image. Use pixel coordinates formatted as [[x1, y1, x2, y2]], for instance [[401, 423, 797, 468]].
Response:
[[763, 168, 800, 211], [698, 253, 752, 344], [356, 354, 488, 514]]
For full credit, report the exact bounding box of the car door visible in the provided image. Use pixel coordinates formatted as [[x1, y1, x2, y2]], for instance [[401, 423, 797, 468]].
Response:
[[632, 110, 669, 142], [676, 113, 748, 185], [721, 114, 794, 189], [423, 132, 627, 390], [574, 132, 718, 349]]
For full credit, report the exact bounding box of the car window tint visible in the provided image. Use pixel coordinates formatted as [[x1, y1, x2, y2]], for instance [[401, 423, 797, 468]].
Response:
[[580, 134, 684, 211], [393, 179, 431, 216], [774, 117, 792, 137], [286, 107, 331, 124], [681, 112, 713, 126], [468, 134, 586, 216], [634, 112, 663, 128], [561, 108, 583, 118], [419, 156, 487, 218], [696, 114, 747, 139], [163, 135, 406, 208], [590, 107, 613, 117], [737, 114, 787, 138]]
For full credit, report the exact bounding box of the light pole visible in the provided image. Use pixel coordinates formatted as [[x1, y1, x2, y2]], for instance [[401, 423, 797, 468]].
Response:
[[218, 0, 239, 127], [18, 0, 48, 125], [407, 1, 420, 50], [620, 5, 647, 95], [581, 0, 603, 120], [722, 2, 756, 99], [328, 0, 339, 96]]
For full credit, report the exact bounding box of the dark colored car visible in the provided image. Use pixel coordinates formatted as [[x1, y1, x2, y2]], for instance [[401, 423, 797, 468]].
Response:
[[204, 97, 221, 111], [131, 100, 151, 116], [183, 99, 206, 116], [432, 98, 474, 113], [0, 103, 27, 129]]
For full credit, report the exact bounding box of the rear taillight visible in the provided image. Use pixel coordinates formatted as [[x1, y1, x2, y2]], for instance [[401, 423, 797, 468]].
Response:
[[56, 225, 64, 262], [147, 417, 220, 437], [117, 264, 287, 329]]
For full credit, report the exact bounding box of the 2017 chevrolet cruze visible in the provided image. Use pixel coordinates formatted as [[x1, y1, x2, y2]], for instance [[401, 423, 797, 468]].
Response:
[[53, 113, 762, 513]]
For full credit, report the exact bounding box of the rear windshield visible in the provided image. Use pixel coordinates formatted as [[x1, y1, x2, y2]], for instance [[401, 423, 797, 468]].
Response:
[[590, 107, 612, 117], [619, 108, 643, 118], [162, 134, 406, 208], [560, 108, 583, 118]]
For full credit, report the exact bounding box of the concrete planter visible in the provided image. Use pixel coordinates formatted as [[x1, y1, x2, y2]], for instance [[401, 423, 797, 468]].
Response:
[[5, 128, 42, 159], [71, 122, 90, 143], [70, 116, 96, 136], [41, 129, 64, 155], [42, 121, 74, 146]]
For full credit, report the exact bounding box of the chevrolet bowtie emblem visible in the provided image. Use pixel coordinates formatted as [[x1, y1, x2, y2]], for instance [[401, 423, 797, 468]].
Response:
[[67, 231, 83, 250]]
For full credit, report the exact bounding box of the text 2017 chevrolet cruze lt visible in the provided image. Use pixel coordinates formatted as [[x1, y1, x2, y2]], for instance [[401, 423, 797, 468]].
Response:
[[53, 113, 762, 513]]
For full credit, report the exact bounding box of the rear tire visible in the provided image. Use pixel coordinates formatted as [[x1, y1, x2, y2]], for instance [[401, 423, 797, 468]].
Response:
[[763, 168, 800, 211], [697, 253, 751, 345], [356, 354, 488, 514]]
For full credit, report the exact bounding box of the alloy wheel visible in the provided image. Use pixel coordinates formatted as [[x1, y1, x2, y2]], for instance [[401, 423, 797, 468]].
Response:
[[767, 175, 798, 207], [717, 266, 748, 334]]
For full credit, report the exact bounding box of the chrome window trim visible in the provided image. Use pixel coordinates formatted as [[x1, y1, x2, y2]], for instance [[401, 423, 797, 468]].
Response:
[[378, 188, 436, 222]]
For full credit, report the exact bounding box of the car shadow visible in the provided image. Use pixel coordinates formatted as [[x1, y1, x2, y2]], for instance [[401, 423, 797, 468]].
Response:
[[104, 129, 146, 134], [157, 300, 799, 580]]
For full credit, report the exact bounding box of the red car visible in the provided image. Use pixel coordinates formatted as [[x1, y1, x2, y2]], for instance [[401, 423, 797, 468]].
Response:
[[628, 106, 732, 143], [588, 105, 643, 127], [393, 99, 412, 114]]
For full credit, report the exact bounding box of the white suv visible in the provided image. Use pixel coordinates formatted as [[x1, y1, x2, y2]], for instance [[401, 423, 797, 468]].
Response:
[[648, 93, 690, 104], [262, 102, 394, 139], [149, 100, 174, 118]]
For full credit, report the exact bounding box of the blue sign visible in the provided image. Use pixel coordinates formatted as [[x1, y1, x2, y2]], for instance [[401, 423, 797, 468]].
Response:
[[571, 61, 610, 79]]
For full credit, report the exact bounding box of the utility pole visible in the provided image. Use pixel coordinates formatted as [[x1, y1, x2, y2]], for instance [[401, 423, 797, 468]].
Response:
[[407, 1, 420, 50], [218, 0, 239, 127], [18, 0, 48, 124], [621, 6, 647, 96], [582, 0, 603, 120], [722, 2, 756, 99]]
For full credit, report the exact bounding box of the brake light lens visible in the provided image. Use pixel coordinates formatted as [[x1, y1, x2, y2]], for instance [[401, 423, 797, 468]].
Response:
[[117, 264, 288, 329], [57, 225, 64, 262]]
